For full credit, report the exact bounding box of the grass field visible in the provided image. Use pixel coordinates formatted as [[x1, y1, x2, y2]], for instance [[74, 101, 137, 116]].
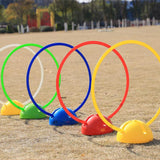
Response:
[[0, 26, 160, 160]]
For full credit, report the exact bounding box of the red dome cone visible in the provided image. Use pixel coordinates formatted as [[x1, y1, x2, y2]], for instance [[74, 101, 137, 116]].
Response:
[[81, 114, 114, 135]]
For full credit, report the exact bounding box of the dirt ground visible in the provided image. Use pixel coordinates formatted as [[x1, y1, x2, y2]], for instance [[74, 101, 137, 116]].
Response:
[[0, 26, 160, 160]]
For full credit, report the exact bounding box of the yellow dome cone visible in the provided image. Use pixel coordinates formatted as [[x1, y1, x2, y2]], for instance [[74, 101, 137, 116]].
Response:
[[1, 100, 24, 115], [117, 120, 153, 144]]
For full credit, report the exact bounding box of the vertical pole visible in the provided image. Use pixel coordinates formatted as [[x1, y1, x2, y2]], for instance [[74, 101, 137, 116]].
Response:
[[72, 22, 74, 31], [97, 21, 100, 29], [83, 21, 86, 30], [64, 22, 68, 32], [110, 19, 113, 28], [36, 9, 40, 28], [50, 12, 54, 27], [105, 21, 107, 28], [118, 19, 121, 28], [91, 21, 94, 29]]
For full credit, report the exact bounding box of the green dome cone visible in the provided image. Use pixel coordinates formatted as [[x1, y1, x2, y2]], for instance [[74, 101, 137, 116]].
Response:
[[20, 103, 47, 119]]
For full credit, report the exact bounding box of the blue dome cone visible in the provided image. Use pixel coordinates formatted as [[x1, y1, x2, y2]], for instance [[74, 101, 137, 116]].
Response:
[[49, 108, 78, 126]]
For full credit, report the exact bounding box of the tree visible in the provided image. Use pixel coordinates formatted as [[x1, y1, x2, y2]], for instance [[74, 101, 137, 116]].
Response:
[[121, 1, 127, 19], [96, 0, 116, 22], [132, 0, 142, 19], [153, 0, 160, 19], [149, 0, 160, 19], [108, 1, 115, 20], [49, 0, 82, 26], [114, 0, 122, 20], [4, 0, 35, 25], [49, 1, 58, 22], [88, 0, 102, 21], [103, 0, 107, 21], [54, 0, 73, 22], [0, 5, 5, 23], [141, 0, 150, 19], [69, 0, 80, 22]]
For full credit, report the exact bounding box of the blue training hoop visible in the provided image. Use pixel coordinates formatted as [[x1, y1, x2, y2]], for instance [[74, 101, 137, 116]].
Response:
[[26, 42, 91, 117]]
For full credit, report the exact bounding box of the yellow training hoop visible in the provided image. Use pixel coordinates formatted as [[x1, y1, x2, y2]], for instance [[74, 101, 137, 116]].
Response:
[[91, 40, 160, 132]]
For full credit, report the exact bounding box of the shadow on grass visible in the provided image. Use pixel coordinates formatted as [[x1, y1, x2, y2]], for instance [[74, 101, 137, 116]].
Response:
[[53, 123, 82, 137], [7, 115, 49, 123], [23, 117, 49, 125], [87, 132, 119, 148], [87, 133, 160, 150], [126, 139, 160, 159], [7, 115, 20, 120], [140, 138, 160, 146], [88, 134, 160, 160]]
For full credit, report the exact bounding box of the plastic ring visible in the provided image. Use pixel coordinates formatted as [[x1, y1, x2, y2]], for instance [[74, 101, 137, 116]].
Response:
[[91, 40, 160, 132], [1, 43, 57, 111], [0, 44, 44, 105], [56, 41, 129, 124], [26, 42, 91, 117]]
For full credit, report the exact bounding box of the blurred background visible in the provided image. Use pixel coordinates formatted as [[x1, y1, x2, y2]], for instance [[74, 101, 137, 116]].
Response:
[[0, 0, 160, 33]]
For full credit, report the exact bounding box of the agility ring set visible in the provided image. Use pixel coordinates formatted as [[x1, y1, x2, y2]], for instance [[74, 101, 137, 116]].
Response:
[[0, 40, 160, 144]]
